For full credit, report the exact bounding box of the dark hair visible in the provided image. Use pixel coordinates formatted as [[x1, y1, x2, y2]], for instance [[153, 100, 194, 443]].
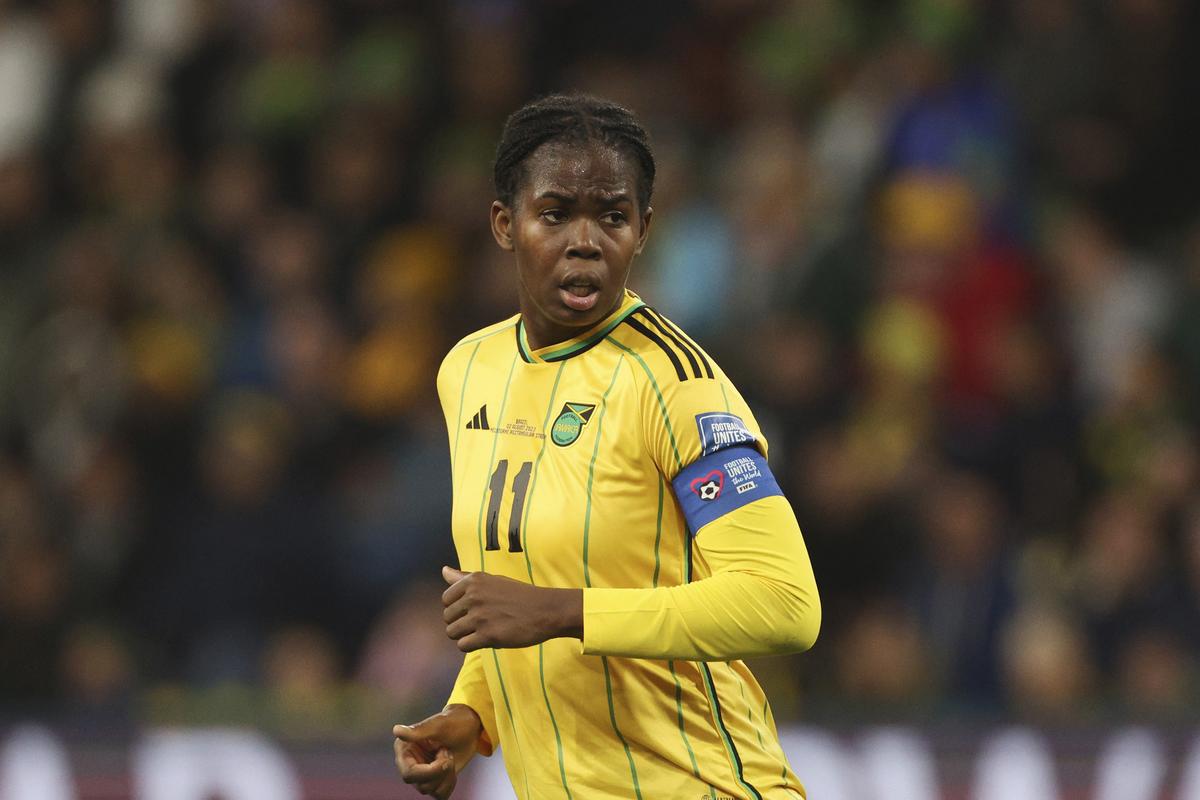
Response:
[[493, 93, 656, 210]]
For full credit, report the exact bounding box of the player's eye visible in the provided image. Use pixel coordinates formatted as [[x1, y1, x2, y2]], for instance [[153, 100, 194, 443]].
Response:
[[540, 209, 567, 224], [601, 211, 627, 226]]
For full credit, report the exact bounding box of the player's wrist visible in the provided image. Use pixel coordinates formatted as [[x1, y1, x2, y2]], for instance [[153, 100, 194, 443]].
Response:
[[442, 703, 481, 726], [439, 704, 485, 767], [543, 587, 583, 640]]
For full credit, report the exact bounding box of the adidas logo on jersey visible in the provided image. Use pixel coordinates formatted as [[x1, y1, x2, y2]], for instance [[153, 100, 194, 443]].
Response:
[[465, 405, 490, 430]]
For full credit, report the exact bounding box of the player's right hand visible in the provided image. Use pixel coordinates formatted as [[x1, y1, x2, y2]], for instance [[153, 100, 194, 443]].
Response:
[[393, 704, 483, 799]]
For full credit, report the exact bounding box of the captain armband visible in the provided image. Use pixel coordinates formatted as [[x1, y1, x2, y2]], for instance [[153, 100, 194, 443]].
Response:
[[670, 413, 783, 536]]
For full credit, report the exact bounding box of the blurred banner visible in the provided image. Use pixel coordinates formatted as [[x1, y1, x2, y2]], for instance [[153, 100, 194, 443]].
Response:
[[3, 723, 1199, 800]]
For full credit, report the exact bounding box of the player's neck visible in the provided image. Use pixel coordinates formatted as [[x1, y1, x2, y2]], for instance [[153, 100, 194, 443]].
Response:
[[519, 296, 624, 351]]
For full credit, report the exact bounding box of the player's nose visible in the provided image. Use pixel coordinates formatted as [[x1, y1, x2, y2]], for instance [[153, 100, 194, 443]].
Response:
[[565, 218, 601, 260]]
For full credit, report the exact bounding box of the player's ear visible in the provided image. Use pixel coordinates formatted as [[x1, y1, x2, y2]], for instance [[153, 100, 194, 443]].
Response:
[[491, 201, 515, 252], [635, 206, 653, 255]]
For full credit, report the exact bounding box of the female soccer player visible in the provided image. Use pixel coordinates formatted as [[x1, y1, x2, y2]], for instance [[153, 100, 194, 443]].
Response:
[[393, 94, 820, 799]]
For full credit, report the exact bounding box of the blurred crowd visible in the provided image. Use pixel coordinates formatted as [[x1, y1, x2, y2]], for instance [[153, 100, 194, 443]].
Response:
[[2, 0, 1200, 733]]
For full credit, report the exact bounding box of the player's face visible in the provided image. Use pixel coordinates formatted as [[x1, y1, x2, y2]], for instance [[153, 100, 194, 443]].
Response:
[[491, 141, 652, 350]]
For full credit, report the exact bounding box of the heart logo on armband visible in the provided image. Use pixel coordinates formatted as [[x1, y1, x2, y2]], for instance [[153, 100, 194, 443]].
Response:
[[690, 470, 724, 501]]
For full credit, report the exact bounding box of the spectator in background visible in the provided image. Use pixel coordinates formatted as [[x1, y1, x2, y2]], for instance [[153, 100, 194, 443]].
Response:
[[58, 622, 137, 726], [133, 391, 336, 684], [907, 469, 1015, 708], [1045, 204, 1168, 410], [834, 601, 930, 715], [0, 0, 1199, 731], [1161, 218, 1200, 424], [1114, 628, 1195, 721], [0, 3, 57, 163], [1072, 491, 1188, 679], [1000, 605, 1095, 720], [0, 530, 69, 702]]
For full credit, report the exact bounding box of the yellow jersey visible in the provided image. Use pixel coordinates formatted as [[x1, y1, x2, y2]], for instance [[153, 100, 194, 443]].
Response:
[[438, 290, 820, 799]]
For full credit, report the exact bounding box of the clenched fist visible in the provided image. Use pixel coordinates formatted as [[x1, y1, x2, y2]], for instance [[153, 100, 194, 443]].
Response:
[[441, 566, 583, 651]]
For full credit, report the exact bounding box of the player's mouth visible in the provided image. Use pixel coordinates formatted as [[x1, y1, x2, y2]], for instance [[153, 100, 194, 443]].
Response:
[[559, 277, 601, 312]]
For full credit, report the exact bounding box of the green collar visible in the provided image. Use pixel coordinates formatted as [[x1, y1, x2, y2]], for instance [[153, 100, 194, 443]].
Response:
[[517, 292, 645, 363]]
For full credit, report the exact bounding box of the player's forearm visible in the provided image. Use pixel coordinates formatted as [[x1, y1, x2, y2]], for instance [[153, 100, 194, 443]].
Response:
[[581, 496, 820, 660], [582, 571, 819, 660]]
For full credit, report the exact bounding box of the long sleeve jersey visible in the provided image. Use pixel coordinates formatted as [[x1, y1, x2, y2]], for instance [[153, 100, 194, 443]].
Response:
[[439, 291, 820, 800]]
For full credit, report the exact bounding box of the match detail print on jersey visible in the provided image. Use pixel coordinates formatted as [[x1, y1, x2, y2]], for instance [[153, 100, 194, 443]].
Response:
[[673, 413, 782, 535]]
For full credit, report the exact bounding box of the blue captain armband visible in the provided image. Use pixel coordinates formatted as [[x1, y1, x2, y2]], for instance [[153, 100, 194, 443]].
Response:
[[671, 444, 783, 536]]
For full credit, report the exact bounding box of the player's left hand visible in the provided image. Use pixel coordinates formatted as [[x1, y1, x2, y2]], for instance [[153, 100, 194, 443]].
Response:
[[393, 704, 482, 798], [441, 566, 583, 651]]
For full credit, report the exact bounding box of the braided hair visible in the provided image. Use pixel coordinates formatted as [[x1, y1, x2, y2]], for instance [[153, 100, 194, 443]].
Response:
[[493, 93, 655, 211]]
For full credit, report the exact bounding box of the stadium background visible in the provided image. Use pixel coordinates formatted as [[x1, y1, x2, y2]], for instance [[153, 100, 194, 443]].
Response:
[[2, 0, 1200, 797]]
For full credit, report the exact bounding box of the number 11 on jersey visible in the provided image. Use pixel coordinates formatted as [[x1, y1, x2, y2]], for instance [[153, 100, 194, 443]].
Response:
[[485, 459, 532, 552]]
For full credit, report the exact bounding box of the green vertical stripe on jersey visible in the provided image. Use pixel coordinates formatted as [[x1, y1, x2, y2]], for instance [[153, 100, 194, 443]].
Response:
[[457, 320, 520, 347], [766, 697, 789, 786], [608, 333, 755, 800], [668, 660, 704, 781], [739, 678, 767, 750], [651, 475, 664, 588], [451, 341, 483, 478], [605, 338, 683, 470], [489, 649, 531, 800], [601, 655, 644, 800], [700, 663, 763, 800], [469, 352, 530, 798], [537, 644, 573, 799], [720, 370, 783, 791], [705, 378, 762, 797], [516, 361, 574, 799], [581, 357, 642, 797], [581, 357, 626, 588], [519, 360, 566, 569], [474, 353, 519, 570], [655, 471, 706, 794], [699, 376, 764, 800], [655, 472, 705, 794]]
